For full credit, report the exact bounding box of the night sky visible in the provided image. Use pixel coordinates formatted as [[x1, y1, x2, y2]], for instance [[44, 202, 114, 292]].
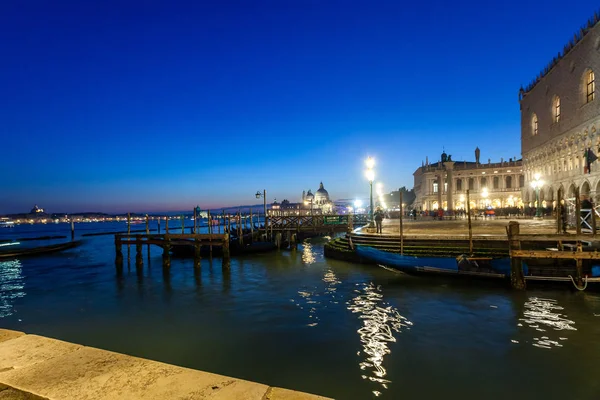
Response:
[[1, 1, 598, 214]]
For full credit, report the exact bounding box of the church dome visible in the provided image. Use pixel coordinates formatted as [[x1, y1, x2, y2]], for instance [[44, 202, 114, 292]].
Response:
[[314, 182, 330, 203], [305, 190, 314, 200]]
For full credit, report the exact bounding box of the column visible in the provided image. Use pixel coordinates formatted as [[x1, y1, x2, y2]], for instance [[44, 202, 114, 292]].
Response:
[[437, 175, 443, 209], [445, 162, 455, 211]]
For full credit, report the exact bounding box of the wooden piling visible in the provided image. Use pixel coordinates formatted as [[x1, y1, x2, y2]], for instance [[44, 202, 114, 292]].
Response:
[[145, 215, 150, 235], [193, 208, 197, 234], [576, 187, 582, 235], [70, 219, 75, 241], [276, 232, 282, 250], [466, 190, 473, 254], [165, 217, 169, 233], [162, 234, 171, 268], [208, 210, 213, 256], [399, 190, 404, 255], [576, 241, 583, 285], [127, 213, 131, 235], [250, 208, 254, 237], [592, 202, 597, 237], [507, 221, 525, 289], [135, 234, 143, 267], [157, 217, 161, 234], [556, 192, 562, 234], [223, 233, 230, 262], [291, 233, 297, 250], [115, 235, 123, 267], [194, 236, 201, 268]]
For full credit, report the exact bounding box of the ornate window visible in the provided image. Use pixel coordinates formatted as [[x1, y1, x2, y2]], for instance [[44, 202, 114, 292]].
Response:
[[468, 178, 474, 190], [456, 179, 462, 191], [532, 113, 538, 135], [493, 176, 499, 189], [433, 182, 438, 193], [553, 96, 561, 123], [587, 70, 595, 103], [505, 176, 512, 189]]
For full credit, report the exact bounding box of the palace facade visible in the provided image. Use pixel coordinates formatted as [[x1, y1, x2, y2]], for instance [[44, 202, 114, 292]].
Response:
[[413, 150, 524, 211], [520, 12, 600, 206]]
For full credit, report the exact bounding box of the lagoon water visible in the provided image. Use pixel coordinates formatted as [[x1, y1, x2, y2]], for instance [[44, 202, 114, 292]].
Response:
[[1, 222, 600, 399]]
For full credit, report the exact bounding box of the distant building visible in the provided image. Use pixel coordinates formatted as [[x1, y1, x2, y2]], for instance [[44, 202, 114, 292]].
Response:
[[412, 149, 524, 211], [30, 205, 45, 214], [519, 12, 600, 206], [301, 182, 334, 214]]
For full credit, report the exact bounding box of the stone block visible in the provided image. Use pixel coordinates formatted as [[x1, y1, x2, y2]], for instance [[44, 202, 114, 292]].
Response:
[[266, 387, 331, 399], [0, 335, 81, 372], [0, 330, 24, 344], [0, 346, 270, 399]]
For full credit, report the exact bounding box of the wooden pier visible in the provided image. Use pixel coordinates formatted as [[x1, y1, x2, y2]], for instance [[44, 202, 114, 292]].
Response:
[[114, 233, 230, 269]]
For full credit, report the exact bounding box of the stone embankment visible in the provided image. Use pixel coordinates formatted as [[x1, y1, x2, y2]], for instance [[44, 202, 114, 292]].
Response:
[[0, 329, 330, 400]]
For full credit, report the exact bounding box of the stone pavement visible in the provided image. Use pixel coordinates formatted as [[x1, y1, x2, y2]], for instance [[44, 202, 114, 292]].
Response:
[[0, 329, 330, 400], [360, 217, 558, 238]]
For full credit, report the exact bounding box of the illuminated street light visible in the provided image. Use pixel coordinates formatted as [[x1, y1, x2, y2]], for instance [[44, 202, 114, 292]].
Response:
[[365, 157, 375, 227], [530, 173, 544, 218]]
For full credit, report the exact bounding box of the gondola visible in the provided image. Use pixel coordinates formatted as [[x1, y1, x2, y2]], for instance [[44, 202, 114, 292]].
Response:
[[355, 245, 513, 280]]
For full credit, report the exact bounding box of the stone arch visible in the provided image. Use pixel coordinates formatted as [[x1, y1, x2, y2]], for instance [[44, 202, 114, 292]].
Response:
[[581, 180, 591, 197], [567, 183, 577, 198]]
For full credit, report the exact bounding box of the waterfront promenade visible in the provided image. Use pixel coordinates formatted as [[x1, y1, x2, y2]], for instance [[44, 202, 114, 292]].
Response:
[[0, 329, 329, 400], [365, 217, 557, 237]]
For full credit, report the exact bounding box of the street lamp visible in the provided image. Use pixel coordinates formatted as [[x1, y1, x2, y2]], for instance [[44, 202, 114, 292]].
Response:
[[255, 189, 267, 226], [365, 157, 375, 227], [530, 173, 544, 218]]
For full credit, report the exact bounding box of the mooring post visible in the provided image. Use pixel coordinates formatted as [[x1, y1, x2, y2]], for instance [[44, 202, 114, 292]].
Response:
[[165, 216, 169, 234], [250, 208, 254, 238], [507, 221, 525, 289], [181, 215, 185, 234], [592, 202, 597, 237], [576, 241, 583, 285], [145, 214, 149, 235], [399, 190, 404, 255], [276, 232, 282, 250], [208, 210, 213, 256], [556, 192, 562, 234], [157, 217, 161, 234], [223, 233, 230, 260], [127, 212, 131, 235], [115, 235, 123, 268], [162, 234, 171, 268], [70, 219, 75, 241], [193, 208, 197, 234], [466, 190, 473, 254], [135, 234, 143, 267], [575, 187, 582, 235], [238, 211, 243, 245], [193, 236, 201, 268], [291, 233, 297, 250]]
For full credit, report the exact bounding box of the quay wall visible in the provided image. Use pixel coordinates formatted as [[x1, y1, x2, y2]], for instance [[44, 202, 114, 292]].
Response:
[[0, 328, 330, 400]]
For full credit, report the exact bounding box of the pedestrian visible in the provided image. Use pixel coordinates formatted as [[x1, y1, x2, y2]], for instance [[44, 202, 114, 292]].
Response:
[[374, 207, 384, 234]]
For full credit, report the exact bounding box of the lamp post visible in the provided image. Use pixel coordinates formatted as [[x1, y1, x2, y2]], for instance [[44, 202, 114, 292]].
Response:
[[255, 190, 268, 236], [530, 173, 544, 218], [365, 157, 375, 228]]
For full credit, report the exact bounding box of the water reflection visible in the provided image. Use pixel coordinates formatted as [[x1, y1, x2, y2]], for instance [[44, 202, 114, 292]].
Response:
[[0, 260, 25, 318], [347, 282, 412, 397], [301, 239, 316, 264], [518, 297, 576, 349]]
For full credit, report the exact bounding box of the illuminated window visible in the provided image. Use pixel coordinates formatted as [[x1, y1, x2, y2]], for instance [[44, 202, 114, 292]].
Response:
[[553, 96, 561, 123], [433, 182, 438, 193], [532, 113, 538, 135], [587, 70, 595, 103]]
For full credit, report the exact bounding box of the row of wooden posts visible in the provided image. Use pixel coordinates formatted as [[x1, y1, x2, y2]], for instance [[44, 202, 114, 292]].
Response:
[[124, 210, 269, 240]]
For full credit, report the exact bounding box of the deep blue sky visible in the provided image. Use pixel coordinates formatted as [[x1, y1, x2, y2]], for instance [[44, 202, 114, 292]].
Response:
[[1, 1, 598, 213]]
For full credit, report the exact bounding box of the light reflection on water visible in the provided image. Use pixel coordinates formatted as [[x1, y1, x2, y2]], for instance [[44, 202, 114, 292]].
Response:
[[301, 239, 316, 264], [0, 260, 25, 318], [347, 282, 412, 397], [517, 297, 576, 349]]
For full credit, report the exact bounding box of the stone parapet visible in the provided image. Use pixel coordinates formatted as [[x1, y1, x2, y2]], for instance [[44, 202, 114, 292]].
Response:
[[0, 329, 330, 400]]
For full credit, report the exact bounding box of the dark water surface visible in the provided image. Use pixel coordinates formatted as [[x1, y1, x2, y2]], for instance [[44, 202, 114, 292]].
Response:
[[1, 223, 600, 399]]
